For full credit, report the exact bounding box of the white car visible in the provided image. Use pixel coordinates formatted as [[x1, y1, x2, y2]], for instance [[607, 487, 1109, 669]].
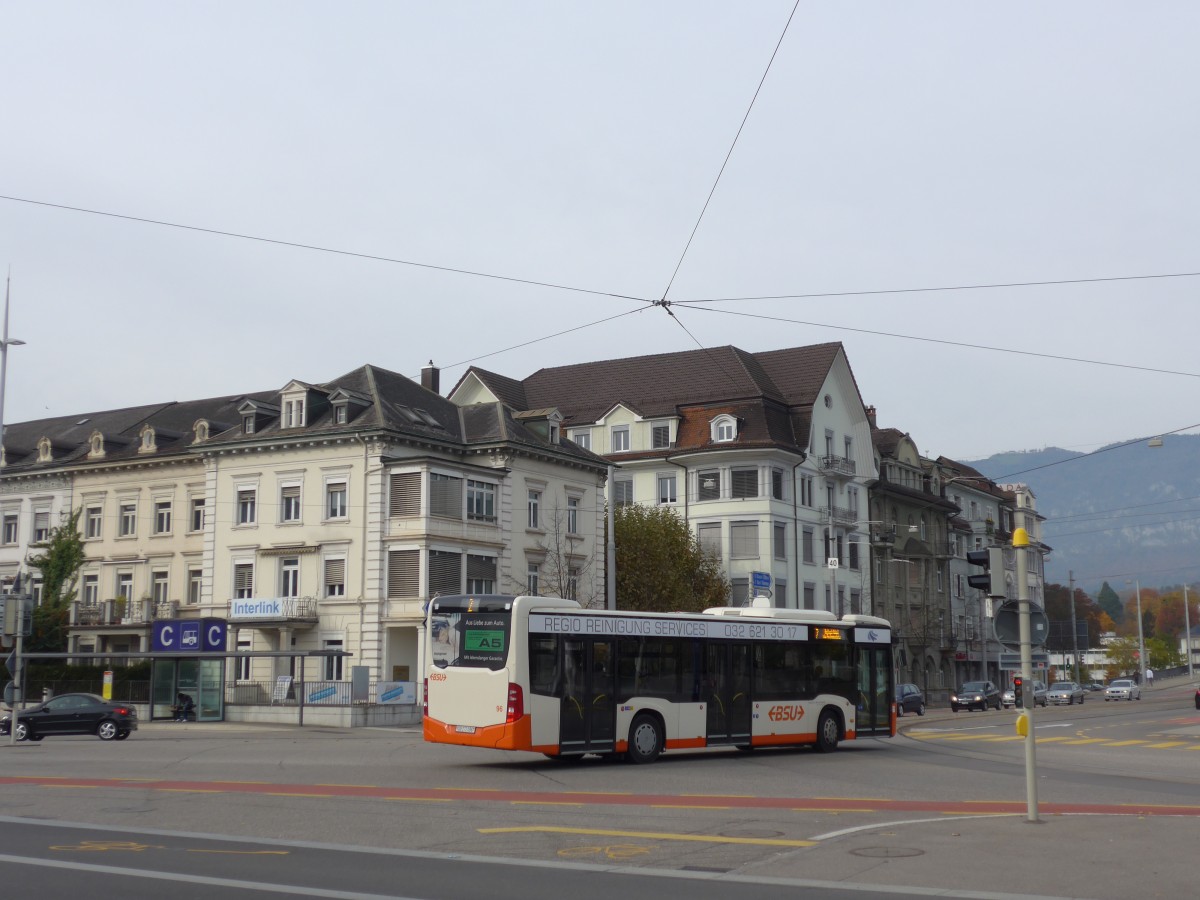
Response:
[[1104, 679, 1141, 701]]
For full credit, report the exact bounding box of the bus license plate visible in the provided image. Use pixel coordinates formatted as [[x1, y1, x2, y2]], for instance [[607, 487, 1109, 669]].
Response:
[[455, 725, 476, 734]]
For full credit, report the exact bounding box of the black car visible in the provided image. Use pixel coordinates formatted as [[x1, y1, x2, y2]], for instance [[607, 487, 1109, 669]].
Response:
[[895, 682, 925, 717], [1, 693, 138, 742], [951, 680, 1002, 712]]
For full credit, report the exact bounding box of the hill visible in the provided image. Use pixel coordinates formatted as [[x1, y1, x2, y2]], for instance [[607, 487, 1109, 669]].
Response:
[[966, 434, 1200, 595]]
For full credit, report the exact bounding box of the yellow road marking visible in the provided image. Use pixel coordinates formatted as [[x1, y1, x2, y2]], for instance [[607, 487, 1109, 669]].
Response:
[[983, 736, 1024, 742], [382, 797, 454, 803], [1145, 742, 1186, 749], [1106, 740, 1149, 747], [651, 805, 731, 810], [510, 801, 584, 807], [480, 825, 815, 847], [1062, 739, 1111, 745], [1034, 736, 1070, 744], [792, 807, 875, 813]]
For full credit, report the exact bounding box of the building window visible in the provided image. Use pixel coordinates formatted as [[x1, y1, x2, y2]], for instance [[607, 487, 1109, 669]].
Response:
[[2, 514, 17, 545], [324, 558, 346, 598], [527, 563, 540, 595], [466, 479, 495, 522], [154, 501, 172, 535], [567, 567, 580, 602], [389, 473, 420, 517], [33, 510, 51, 543], [773, 523, 786, 560], [284, 399, 305, 428], [800, 475, 814, 507], [387, 549, 419, 598], [527, 489, 541, 530], [151, 570, 169, 604], [190, 498, 205, 532], [730, 521, 759, 559], [731, 467, 758, 499], [237, 489, 256, 525], [849, 541, 860, 570], [85, 506, 102, 539], [566, 497, 579, 534], [233, 563, 254, 599], [116, 571, 133, 602], [243, 415, 255, 434], [119, 502, 137, 537], [280, 557, 300, 598], [697, 470, 720, 501], [731, 578, 749, 605], [428, 550, 462, 596], [83, 574, 99, 606], [467, 555, 496, 594], [613, 478, 633, 507], [657, 474, 677, 505], [698, 523, 721, 558], [323, 639, 344, 680], [711, 415, 737, 442], [570, 430, 591, 451], [611, 425, 630, 453], [326, 481, 348, 519], [651, 423, 670, 449], [771, 469, 785, 500], [188, 568, 203, 605], [334, 405, 348, 425], [802, 527, 815, 564], [237, 636, 252, 681], [430, 473, 462, 519]]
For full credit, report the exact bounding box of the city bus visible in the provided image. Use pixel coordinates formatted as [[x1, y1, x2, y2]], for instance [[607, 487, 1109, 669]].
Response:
[[423, 594, 895, 763]]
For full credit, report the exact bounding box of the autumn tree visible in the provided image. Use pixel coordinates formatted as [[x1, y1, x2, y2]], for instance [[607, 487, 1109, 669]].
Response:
[[613, 504, 729, 612], [24, 507, 85, 653]]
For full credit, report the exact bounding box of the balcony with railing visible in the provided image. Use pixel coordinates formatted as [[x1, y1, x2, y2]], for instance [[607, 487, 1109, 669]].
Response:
[[821, 505, 859, 527], [818, 455, 856, 478], [71, 597, 155, 627]]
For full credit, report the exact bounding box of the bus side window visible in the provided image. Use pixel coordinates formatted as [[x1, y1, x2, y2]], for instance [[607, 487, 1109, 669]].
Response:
[[529, 635, 561, 696]]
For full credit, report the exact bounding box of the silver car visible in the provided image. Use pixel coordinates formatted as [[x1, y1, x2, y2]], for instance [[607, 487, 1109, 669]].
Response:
[[1104, 679, 1141, 701], [1047, 682, 1085, 705]]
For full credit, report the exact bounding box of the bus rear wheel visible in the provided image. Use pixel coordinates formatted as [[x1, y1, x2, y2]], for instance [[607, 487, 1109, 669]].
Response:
[[626, 714, 663, 764], [814, 710, 840, 753]]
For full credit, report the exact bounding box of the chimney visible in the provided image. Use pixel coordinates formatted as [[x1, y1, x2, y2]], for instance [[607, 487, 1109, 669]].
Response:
[[421, 360, 440, 394], [865, 405, 877, 427]]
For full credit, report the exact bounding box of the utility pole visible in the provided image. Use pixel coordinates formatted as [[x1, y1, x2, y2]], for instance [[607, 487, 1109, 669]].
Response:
[[1014, 527, 1039, 823], [1185, 583, 1193, 680], [1068, 571, 1080, 682]]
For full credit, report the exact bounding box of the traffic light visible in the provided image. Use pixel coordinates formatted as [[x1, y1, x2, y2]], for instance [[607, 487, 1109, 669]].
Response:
[[967, 546, 1008, 597], [1013, 676, 1024, 709]]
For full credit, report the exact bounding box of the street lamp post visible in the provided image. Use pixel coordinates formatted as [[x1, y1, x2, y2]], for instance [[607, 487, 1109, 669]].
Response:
[[1128, 579, 1147, 685], [1, 272, 25, 749], [1184, 583, 1193, 680]]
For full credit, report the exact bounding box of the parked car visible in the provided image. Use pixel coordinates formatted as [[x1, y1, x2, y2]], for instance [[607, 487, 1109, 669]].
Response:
[[0, 693, 137, 741], [951, 680, 1001, 712], [1084, 683, 1105, 692], [1104, 679, 1141, 701], [1047, 682, 1086, 705], [1001, 680, 1048, 708], [895, 682, 925, 717]]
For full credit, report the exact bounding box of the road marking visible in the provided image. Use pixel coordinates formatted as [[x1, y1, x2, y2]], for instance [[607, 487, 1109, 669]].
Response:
[[479, 826, 816, 847], [1106, 740, 1149, 747], [1062, 738, 1110, 745], [1145, 742, 1187, 749]]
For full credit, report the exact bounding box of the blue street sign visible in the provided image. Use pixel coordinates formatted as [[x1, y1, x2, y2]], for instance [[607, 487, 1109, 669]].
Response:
[[752, 571, 772, 589]]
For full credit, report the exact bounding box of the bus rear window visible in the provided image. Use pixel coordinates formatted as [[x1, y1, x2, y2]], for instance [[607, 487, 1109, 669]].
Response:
[[431, 611, 511, 670]]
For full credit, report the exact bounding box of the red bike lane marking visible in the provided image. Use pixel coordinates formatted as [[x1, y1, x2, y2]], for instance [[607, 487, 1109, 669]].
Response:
[[4, 775, 1200, 818]]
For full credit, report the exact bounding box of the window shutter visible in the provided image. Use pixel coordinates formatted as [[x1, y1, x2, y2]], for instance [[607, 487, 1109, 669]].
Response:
[[428, 550, 461, 596], [731, 522, 758, 557], [324, 558, 346, 593], [429, 474, 462, 518], [234, 564, 254, 593], [389, 473, 420, 516], [387, 550, 419, 598], [731, 468, 758, 498], [467, 554, 496, 582]]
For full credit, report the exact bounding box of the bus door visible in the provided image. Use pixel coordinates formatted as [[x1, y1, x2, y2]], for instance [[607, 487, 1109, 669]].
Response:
[[704, 642, 752, 744], [559, 638, 616, 754], [856, 645, 893, 735]]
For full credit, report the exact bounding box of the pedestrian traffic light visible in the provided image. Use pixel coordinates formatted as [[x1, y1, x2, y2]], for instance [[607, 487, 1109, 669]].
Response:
[[967, 546, 1008, 597], [1013, 676, 1024, 709]]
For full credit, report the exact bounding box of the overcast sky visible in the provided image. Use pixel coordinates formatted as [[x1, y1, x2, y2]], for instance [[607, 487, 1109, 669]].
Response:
[[2, 2, 1198, 463]]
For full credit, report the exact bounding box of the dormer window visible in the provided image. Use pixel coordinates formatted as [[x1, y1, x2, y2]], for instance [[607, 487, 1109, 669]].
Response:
[[283, 399, 305, 428], [194, 420, 210, 443], [89, 431, 105, 459], [549, 423, 559, 443], [138, 425, 156, 453], [710, 415, 738, 443], [334, 405, 348, 425], [243, 415, 256, 435], [37, 436, 52, 462]]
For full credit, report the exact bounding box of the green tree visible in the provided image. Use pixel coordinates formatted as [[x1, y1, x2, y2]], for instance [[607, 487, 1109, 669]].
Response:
[[613, 504, 729, 612], [1095, 581, 1123, 624], [1104, 636, 1140, 679], [24, 507, 85, 653]]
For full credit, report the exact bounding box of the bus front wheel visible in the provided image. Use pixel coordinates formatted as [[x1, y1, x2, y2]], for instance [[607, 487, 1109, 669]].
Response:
[[814, 710, 840, 753], [626, 714, 664, 764]]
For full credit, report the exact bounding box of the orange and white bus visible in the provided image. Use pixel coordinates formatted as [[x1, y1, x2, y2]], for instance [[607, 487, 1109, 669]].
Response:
[[424, 594, 895, 763]]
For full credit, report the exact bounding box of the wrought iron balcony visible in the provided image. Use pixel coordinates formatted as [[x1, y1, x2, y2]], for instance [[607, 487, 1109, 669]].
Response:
[[818, 455, 856, 477], [821, 505, 858, 527]]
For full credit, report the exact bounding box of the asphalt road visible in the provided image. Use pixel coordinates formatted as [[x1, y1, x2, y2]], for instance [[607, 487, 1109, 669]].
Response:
[[0, 679, 1196, 899]]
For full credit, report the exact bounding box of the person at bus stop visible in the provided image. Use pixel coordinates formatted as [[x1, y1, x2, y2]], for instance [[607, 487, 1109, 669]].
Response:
[[172, 692, 195, 722]]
